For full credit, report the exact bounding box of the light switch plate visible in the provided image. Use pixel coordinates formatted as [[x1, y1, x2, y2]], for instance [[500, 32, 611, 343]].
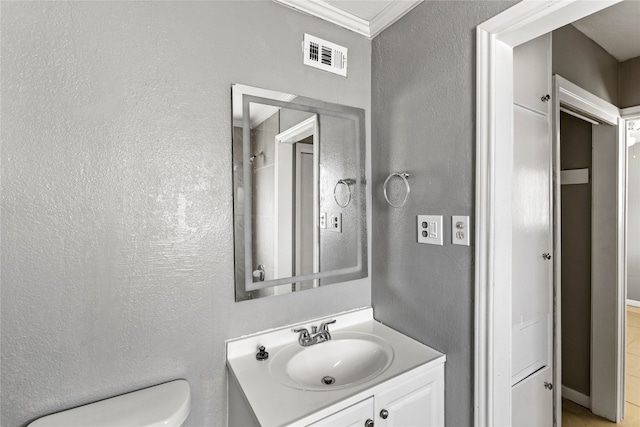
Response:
[[452, 215, 470, 246], [417, 215, 443, 245]]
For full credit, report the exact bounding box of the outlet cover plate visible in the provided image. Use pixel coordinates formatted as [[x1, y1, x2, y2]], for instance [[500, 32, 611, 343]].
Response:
[[452, 215, 470, 246], [329, 213, 342, 233], [417, 215, 443, 245], [319, 212, 327, 229]]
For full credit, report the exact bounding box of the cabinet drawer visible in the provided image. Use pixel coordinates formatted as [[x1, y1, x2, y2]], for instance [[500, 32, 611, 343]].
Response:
[[308, 397, 373, 427]]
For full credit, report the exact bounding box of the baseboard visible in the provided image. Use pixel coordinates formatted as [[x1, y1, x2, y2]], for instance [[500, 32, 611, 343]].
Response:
[[562, 385, 591, 409], [628, 299, 640, 308]]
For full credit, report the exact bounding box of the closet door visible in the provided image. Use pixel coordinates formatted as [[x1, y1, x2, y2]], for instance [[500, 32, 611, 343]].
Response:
[[511, 33, 553, 426]]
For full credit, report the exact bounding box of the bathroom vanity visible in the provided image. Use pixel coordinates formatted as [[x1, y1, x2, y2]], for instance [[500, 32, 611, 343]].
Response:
[[226, 308, 445, 426]]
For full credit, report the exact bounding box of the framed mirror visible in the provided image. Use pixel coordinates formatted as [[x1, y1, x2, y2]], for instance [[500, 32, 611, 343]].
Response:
[[232, 84, 367, 301]]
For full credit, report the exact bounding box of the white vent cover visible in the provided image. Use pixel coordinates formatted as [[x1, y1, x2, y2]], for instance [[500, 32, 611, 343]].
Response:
[[303, 34, 347, 77]]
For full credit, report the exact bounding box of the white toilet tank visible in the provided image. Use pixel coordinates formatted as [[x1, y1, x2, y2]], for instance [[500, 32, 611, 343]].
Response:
[[28, 380, 191, 427]]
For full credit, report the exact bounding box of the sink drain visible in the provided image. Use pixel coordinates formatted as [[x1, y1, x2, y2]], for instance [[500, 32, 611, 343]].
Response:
[[321, 376, 336, 385]]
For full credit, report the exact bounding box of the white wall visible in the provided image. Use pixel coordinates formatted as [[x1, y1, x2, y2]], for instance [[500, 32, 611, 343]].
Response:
[[628, 142, 640, 302]]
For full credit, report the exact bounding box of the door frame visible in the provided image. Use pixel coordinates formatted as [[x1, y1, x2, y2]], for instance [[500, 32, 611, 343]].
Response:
[[474, 1, 625, 426], [552, 75, 626, 420], [294, 142, 317, 289], [274, 115, 319, 287]]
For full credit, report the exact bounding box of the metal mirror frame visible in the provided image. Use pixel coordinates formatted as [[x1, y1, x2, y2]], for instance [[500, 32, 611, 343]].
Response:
[[234, 91, 367, 296]]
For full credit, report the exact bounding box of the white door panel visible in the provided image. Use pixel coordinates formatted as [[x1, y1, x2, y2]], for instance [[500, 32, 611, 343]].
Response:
[[514, 34, 551, 114], [512, 366, 553, 427], [512, 106, 551, 326], [511, 33, 553, 426], [512, 314, 549, 384]]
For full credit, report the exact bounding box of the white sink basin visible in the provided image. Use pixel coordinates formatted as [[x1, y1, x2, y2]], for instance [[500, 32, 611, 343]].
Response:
[[269, 332, 394, 391]]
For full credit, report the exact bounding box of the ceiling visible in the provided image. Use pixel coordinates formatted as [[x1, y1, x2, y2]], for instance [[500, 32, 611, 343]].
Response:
[[571, 0, 640, 62], [275, 0, 640, 62]]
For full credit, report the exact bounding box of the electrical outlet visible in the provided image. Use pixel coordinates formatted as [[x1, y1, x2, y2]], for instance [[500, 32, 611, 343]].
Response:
[[452, 215, 470, 246], [319, 212, 327, 229], [329, 213, 342, 233], [417, 215, 443, 245]]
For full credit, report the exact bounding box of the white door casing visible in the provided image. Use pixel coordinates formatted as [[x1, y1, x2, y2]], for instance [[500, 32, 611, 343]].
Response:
[[475, 1, 626, 426], [553, 75, 625, 420], [274, 116, 319, 291]]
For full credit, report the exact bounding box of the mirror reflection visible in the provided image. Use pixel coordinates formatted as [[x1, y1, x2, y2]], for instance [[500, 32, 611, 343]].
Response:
[[232, 84, 367, 301]]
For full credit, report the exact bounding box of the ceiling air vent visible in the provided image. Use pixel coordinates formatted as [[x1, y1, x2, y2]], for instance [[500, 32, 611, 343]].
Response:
[[303, 34, 347, 77]]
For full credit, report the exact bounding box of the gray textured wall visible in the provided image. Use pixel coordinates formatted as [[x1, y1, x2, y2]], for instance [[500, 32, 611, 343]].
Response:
[[559, 112, 592, 396], [619, 56, 640, 109], [0, 2, 371, 426], [553, 25, 620, 106], [371, 2, 516, 426]]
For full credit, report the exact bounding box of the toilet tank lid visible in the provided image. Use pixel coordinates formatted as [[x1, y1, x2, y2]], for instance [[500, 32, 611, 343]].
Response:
[[28, 380, 191, 427]]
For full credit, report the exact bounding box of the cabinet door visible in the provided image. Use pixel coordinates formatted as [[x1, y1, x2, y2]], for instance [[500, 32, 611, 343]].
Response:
[[375, 365, 444, 427], [511, 105, 552, 385], [308, 397, 374, 427], [513, 33, 551, 114], [511, 32, 553, 425], [512, 366, 553, 426]]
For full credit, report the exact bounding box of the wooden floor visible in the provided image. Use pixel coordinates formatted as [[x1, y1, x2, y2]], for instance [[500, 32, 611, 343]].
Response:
[[562, 305, 640, 426]]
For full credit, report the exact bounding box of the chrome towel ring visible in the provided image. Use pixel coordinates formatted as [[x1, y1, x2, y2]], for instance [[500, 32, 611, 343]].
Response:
[[333, 179, 352, 208], [383, 172, 410, 208]]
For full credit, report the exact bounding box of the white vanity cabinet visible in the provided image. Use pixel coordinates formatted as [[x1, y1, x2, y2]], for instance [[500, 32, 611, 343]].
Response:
[[226, 308, 446, 427], [303, 362, 445, 427], [374, 363, 444, 427]]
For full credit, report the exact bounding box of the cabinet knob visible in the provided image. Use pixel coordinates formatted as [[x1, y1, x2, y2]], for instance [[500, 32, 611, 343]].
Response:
[[380, 409, 389, 419], [541, 94, 551, 102], [365, 419, 374, 427], [544, 381, 553, 390], [542, 253, 551, 260]]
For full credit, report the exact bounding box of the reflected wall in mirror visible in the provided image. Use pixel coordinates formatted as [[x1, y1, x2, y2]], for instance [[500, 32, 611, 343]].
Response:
[[232, 84, 367, 301]]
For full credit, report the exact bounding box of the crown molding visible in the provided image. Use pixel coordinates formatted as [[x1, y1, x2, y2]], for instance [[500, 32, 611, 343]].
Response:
[[275, 0, 370, 37], [273, 0, 422, 39], [368, 1, 422, 38]]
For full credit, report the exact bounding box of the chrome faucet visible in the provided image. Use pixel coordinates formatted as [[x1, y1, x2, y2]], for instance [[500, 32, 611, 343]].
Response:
[[293, 319, 336, 347]]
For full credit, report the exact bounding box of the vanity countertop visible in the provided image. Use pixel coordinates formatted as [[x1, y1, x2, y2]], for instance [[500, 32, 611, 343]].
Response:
[[226, 307, 445, 426]]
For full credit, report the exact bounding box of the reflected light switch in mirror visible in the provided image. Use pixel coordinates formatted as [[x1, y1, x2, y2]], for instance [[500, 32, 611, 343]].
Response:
[[329, 214, 342, 233]]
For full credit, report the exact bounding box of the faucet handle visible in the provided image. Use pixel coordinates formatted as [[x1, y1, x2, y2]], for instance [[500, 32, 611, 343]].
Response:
[[319, 319, 336, 331], [293, 328, 309, 340], [293, 327, 311, 346]]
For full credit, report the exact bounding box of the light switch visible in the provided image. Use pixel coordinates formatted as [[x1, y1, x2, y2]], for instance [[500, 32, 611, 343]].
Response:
[[417, 215, 443, 245]]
